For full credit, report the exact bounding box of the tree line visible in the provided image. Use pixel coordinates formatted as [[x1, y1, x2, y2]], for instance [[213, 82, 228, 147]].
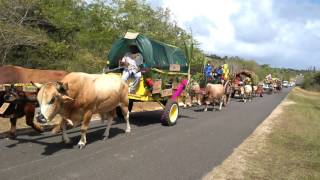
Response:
[[0, 0, 303, 81]]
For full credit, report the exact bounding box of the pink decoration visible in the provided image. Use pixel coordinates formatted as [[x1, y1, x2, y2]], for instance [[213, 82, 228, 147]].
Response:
[[171, 79, 188, 101]]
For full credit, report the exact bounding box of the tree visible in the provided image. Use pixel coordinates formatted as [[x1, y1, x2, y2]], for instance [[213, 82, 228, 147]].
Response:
[[0, 0, 47, 64]]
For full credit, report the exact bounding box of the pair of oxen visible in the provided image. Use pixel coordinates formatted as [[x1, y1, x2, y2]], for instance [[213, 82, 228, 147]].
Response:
[[0, 65, 130, 149], [184, 81, 264, 109], [183, 82, 232, 111]]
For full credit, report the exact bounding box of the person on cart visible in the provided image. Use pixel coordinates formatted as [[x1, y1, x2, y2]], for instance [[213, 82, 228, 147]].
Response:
[[215, 65, 224, 84], [245, 77, 252, 85], [204, 61, 213, 84], [120, 45, 143, 93], [235, 75, 242, 85]]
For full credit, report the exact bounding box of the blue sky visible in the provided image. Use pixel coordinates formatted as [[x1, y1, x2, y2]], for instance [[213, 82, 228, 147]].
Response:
[[147, 0, 320, 69]]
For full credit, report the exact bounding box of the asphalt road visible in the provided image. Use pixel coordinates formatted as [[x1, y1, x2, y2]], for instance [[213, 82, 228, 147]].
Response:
[[0, 88, 290, 180]]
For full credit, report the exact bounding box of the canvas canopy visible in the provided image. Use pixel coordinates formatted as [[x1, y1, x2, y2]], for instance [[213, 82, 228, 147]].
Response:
[[107, 32, 188, 73], [236, 70, 259, 85], [236, 70, 255, 78]]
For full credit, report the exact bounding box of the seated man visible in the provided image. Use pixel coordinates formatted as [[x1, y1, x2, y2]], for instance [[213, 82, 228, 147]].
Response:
[[244, 77, 252, 85], [121, 45, 143, 93], [204, 61, 213, 84], [235, 75, 241, 85], [215, 65, 224, 84]]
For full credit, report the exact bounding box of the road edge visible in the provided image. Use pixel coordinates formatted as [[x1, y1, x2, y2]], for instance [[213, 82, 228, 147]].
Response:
[[202, 89, 294, 180]]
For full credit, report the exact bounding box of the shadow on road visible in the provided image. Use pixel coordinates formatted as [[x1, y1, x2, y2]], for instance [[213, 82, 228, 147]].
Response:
[[3, 110, 168, 154], [3, 108, 200, 155], [4, 127, 124, 155]]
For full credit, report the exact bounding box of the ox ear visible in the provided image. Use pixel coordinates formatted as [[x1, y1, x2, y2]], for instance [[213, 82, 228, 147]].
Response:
[[31, 81, 43, 89], [61, 95, 74, 104], [56, 82, 68, 94]]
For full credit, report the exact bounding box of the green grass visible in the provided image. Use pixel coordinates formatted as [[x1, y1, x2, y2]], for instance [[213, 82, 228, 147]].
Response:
[[244, 88, 320, 180]]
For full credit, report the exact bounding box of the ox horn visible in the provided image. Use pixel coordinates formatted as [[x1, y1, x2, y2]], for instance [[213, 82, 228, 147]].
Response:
[[56, 81, 68, 93], [31, 81, 43, 89]]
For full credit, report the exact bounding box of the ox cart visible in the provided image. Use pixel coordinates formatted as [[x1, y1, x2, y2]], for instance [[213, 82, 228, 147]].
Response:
[[106, 32, 189, 126], [231, 70, 260, 98], [264, 78, 282, 94]]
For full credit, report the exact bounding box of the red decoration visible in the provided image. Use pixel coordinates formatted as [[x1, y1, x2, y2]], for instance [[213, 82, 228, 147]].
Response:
[[145, 78, 153, 87]]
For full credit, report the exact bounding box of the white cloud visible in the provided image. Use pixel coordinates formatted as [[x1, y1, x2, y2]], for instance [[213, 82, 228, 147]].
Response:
[[149, 0, 320, 69]]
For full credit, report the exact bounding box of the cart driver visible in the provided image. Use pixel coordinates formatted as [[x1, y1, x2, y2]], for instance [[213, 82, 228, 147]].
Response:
[[245, 77, 252, 85], [121, 45, 143, 94], [120, 45, 143, 94], [215, 65, 224, 84], [204, 61, 213, 83]]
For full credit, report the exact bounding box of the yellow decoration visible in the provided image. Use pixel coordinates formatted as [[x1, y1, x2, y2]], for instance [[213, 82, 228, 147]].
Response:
[[223, 64, 229, 80]]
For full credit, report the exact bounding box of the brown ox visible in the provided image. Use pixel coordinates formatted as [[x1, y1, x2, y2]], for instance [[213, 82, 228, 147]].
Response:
[[0, 65, 68, 138], [253, 84, 264, 97], [189, 82, 202, 106], [182, 82, 202, 107], [36, 72, 130, 149], [203, 84, 226, 111]]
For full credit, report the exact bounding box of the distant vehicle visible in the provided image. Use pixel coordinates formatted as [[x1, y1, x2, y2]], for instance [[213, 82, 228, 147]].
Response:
[[263, 83, 270, 90], [283, 81, 289, 88], [289, 81, 296, 87]]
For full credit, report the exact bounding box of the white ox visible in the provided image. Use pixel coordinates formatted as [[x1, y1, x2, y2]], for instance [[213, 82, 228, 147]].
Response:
[[36, 72, 130, 149], [240, 85, 253, 102]]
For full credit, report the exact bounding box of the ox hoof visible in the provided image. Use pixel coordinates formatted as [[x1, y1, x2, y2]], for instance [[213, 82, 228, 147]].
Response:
[[8, 133, 16, 139], [103, 136, 109, 141], [125, 129, 131, 133], [78, 144, 86, 149]]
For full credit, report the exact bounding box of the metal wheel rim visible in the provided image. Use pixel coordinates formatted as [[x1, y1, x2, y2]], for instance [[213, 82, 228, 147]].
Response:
[[169, 104, 178, 123]]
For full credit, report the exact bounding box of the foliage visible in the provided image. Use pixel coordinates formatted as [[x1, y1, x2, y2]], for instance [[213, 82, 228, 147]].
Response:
[[0, 0, 193, 72], [202, 55, 302, 83], [0, 0, 305, 80], [184, 39, 194, 82], [302, 72, 320, 91]]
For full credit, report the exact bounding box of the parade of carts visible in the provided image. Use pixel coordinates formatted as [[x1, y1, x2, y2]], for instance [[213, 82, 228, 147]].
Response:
[[0, 32, 294, 149]]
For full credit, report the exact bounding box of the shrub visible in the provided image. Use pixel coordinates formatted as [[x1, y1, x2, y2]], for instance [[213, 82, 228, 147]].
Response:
[[302, 72, 320, 91]]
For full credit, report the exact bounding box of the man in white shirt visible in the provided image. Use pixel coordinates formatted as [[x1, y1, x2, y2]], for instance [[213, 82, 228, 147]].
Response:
[[121, 46, 143, 93]]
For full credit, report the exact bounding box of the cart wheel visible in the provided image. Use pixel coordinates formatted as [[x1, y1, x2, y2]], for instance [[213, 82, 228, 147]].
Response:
[[161, 99, 179, 126]]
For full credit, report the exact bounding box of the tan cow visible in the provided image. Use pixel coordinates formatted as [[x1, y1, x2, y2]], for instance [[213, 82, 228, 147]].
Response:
[[203, 83, 226, 112], [36, 72, 130, 149]]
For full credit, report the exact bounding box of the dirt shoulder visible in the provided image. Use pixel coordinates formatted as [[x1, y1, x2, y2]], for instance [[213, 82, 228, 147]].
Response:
[[203, 87, 320, 180]]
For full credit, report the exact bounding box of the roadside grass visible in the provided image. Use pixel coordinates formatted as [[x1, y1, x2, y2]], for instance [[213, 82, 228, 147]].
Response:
[[244, 87, 320, 179]]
